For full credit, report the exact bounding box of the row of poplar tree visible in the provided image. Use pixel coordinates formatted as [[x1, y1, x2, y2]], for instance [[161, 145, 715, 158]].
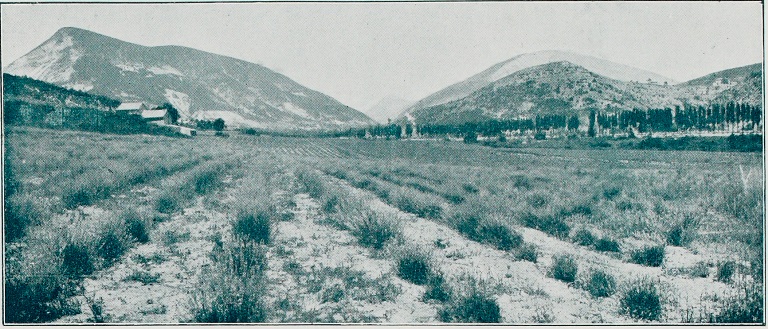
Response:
[[344, 102, 761, 139]]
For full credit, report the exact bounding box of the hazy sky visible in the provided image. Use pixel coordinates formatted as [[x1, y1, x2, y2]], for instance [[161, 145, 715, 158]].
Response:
[[1, 2, 763, 111]]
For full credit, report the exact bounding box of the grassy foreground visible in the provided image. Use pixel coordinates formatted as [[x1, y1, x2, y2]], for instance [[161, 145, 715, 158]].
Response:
[[4, 126, 763, 323]]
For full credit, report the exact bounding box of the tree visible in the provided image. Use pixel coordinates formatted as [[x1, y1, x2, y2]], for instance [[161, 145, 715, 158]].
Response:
[[213, 118, 226, 132], [463, 131, 478, 144], [588, 110, 597, 137], [158, 102, 180, 124], [567, 115, 580, 131]]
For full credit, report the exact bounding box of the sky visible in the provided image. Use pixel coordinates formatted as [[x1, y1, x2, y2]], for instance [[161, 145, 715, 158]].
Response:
[[1, 2, 764, 111]]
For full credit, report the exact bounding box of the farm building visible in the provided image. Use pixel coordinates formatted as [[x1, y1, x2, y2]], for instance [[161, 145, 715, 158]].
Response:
[[165, 124, 196, 136], [115, 102, 149, 115], [141, 109, 172, 124]]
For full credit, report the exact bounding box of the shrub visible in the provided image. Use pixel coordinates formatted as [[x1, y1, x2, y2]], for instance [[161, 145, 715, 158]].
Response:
[[5, 276, 78, 323], [423, 273, 451, 302], [232, 210, 273, 245], [477, 223, 523, 251], [4, 194, 41, 242], [594, 238, 621, 253], [572, 229, 595, 246], [123, 270, 161, 285], [192, 277, 267, 323], [396, 249, 433, 285], [620, 278, 663, 321], [716, 261, 736, 283], [352, 213, 399, 250], [560, 203, 593, 217], [550, 254, 578, 283], [440, 291, 501, 323], [322, 195, 340, 213], [321, 283, 345, 303], [456, 214, 522, 251], [617, 200, 644, 212], [584, 270, 616, 297], [526, 194, 549, 209], [192, 166, 222, 195], [666, 215, 700, 247], [62, 243, 94, 277], [630, 246, 665, 267], [418, 204, 443, 219], [352, 178, 373, 190], [714, 287, 763, 323], [512, 175, 532, 190], [98, 231, 127, 264], [516, 243, 539, 263], [602, 186, 622, 201], [456, 214, 481, 238], [297, 170, 325, 199], [124, 211, 149, 243], [521, 212, 570, 239], [462, 183, 479, 194], [62, 178, 112, 209], [155, 192, 180, 214], [444, 193, 465, 205], [690, 261, 710, 278]]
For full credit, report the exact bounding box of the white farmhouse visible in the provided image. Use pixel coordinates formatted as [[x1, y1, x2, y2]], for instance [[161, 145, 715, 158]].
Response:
[[115, 102, 149, 115], [141, 109, 172, 124]]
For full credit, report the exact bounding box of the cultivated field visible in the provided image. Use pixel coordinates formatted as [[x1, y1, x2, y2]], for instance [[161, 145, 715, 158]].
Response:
[[4, 126, 763, 324]]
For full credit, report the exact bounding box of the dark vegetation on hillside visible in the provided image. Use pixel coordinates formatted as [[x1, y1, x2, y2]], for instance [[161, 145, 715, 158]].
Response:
[[3, 74, 178, 136]]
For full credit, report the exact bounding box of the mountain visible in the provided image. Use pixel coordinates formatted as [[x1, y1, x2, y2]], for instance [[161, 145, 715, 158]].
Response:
[[401, 50, 677, 118], [409, 60, 764, 126], [682, 63, 762, 86], [363, 96, 413, 124], [4, 27, 375, 131], [680, 63, 763, 106]]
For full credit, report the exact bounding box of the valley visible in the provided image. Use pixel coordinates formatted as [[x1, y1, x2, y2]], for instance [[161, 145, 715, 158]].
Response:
[[1, 15, 763, 325], [4, 126, 763, 323]]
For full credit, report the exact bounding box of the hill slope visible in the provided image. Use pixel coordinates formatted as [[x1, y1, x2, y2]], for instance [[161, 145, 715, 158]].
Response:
[[681, 63, 763, 106], [409, 61, 685, 124], [408, 60, 762, 126], [5, 27, 375, 131], [3, 73, 119, 112], [2, 73, 172, 134], [401, 50, 677, 118]]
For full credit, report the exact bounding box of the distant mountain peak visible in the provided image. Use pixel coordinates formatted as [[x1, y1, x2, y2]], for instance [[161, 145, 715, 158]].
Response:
[[400, 50, 677, 119], [364, 96, 413, 124], [6, 27, 375, 131], [406, 59, 761, 126]]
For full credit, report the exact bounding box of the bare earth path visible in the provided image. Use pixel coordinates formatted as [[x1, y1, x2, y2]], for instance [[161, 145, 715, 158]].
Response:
[[56, 175, 239, 323], [264, 180, 438, 323]]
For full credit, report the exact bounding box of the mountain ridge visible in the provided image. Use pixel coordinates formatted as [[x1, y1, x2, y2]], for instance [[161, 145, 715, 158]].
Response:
[[407, 60, 762, 126], [5, 27, 376, 131], [399, 50, 678, 119]]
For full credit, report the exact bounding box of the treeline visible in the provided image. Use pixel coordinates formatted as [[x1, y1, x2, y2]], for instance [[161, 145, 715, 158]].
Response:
[[3, 73, 180, 136], [192, 118, 226, 131], [335, 103, 762, 140], [4, 100, 179, 136], [328, 114, 581, 140], [591, 102, 762, 134]]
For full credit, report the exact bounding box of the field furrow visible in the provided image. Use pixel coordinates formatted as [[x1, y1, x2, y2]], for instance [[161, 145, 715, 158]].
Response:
[[264, 177, 437, 322]]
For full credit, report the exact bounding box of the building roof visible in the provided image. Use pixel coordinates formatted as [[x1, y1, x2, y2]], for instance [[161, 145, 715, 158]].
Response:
[[141, 109, 168, 120], [116, 102, 146, 111]]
